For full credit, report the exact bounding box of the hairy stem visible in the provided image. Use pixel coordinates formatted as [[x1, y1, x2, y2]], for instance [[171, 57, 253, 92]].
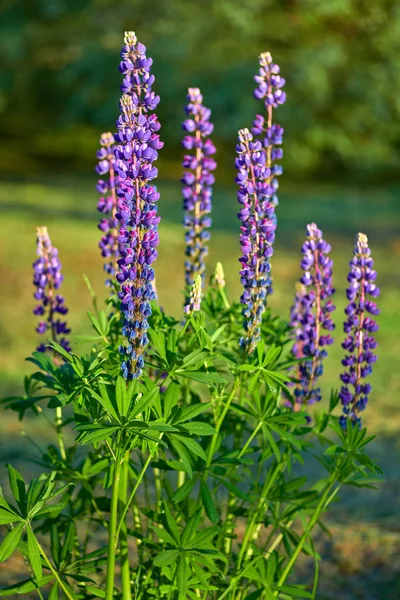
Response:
[[119, 461, 132, 600], [105, 457, 122, 600], [37, 543, 75, 600]]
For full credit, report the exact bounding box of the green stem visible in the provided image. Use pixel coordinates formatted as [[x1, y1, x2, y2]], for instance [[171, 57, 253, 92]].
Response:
[[119, 462, 132, 600], [105, 457, 122, 600], [37, 543, 74, 600], [154, 466, 162, 507], [207, 377, 241, 467], [55, 406, 67, 461], [116, 453, 152, 544], [274, 475, 340, 594], [222, 421, 262, 556], [238, 459, 284, 568]]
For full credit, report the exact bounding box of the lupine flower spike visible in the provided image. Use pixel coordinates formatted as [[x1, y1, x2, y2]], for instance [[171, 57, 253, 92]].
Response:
[[33, 226, 71, 355], [213, 262, 226, 290], [339, 233, 380, 427], [236, 128, 276, 353], [96, 132, 120, 285], [182, 88, 216, 292], [252, 52, 285, 235], [184, 274, 202, 315], [288, 224, 335, 409], [114, 31, 164, 380]]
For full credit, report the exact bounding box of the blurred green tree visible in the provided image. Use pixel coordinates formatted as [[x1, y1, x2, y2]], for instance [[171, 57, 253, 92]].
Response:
[[0, 0, 399, 180]]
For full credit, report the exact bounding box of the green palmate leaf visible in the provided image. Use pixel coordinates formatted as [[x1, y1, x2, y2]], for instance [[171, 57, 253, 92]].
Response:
[[172, 403, 211, 424], [174, 435, 207, 461], [162, 381, 180, 420], [27, 525, 43, 580], [0, 507, 22, 526], [152, 526, 178, 547], [178, 371, 226, 385], [188, 526, 219, 549], [0, 576, 54, 597], [88, 311, 109, 338], [48, 582, 59, 600], [115, 376, 130, 417], [7, 464, 26, 515], [83, 586, 106, 598], [181, 349, 210, 367], [128, 386, 159, 419], [149, 329, 167, 361], [181, 511, 202, 547], [153, 549, 179, 567], [162, 502, 181, 544], [96, 384, 119, 421], [177, 556, 189, 595], [46, 340, 74, 363], [0, 522, 24, 562], [77, 425, 120, 445], [179, 422, 216, 436], [170, 438, 194, 477], [277, 585, 313, 598], [200, 480, 219, 523], [244, 590, 264, 600], [216, 478, 252, 502], [172, 476, 198, 503]]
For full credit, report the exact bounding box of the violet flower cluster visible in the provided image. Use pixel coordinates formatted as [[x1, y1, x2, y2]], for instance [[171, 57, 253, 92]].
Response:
[[113, 31, 163, 380], [235, 128, 276, 353], [339, 233, 380, 427], [182, 87, 216, 290], [288, 223, 335, 408], [33, 226, 71, 355], [96, 131, 120, 285], [252, 52, 285, 232]]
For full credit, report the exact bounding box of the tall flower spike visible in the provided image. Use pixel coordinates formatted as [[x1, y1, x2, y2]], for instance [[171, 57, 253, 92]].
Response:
[[182, 87, 216, 292], [235, 128, 276, 353], [288, 224, 335, 408], [96, 132, 120, 285], [339, 233, 380, 427], [184, 274, 202, 315], [252, 52, 285, 256], [114, 31, 164, 380], [33, 226, 71, 355]]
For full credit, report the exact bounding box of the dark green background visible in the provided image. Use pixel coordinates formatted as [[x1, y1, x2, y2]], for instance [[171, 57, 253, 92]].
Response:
[[1, 0, 400, 181]]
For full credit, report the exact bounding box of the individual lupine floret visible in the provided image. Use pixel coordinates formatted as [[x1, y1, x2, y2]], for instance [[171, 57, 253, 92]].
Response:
[[235, 128, 276, 353], [96, 131, 120, 285], [33, 226, 71, 354], [113, 31, 164, 380], [182, 87, 216, 291], [339, 233, 380, 427], [252, 52, 285, 230], [288, 224, 335, 408], [184, 274, 202, 315]]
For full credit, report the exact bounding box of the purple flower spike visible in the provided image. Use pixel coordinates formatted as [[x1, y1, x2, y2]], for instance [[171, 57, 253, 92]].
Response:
[[252, 52, 285, 241], [96, 132, 121, 285], [235, 128, 277, 353], [114, 32, 163, 380], [33, 226, 71, 356], [182, 87, 216, 292], [339, 233, 380, 428], [289, 223, 335, 409]]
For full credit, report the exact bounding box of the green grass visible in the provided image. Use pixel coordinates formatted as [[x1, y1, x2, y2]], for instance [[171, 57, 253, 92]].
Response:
[[0, 177, 399, 597]]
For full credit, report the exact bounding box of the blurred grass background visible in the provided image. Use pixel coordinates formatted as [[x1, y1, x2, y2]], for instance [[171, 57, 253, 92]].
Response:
[[1, 0, 400, 597]]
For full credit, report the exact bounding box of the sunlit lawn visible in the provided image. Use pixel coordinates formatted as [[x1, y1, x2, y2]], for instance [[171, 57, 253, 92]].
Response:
[[0, 176, 399, 597]]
